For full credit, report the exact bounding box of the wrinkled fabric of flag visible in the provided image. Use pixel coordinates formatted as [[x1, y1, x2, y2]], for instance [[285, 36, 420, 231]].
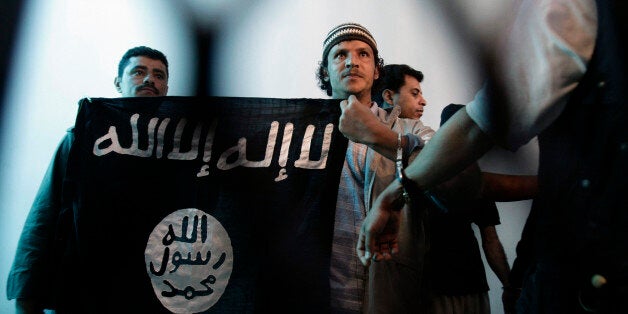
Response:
[[56, 96, 347, 313]]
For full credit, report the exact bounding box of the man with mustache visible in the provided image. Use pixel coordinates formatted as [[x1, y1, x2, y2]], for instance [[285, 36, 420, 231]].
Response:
[[7, 46, 169, 313], [317, 23, 477, 313], [114, 46, 169, 97]]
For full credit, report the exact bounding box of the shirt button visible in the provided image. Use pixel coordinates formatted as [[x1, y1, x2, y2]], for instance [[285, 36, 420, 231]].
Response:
[[591, 274, 607, 288], [598, 81, 606, 88], [581, 179, 591, 188]]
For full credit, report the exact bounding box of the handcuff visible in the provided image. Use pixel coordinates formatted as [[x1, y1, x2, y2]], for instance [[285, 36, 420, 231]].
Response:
[[395, 132, 448, 213], [395, 133, 410, 204]]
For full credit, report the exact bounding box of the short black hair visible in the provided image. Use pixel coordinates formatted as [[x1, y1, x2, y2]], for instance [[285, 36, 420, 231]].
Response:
[[372, 64, 423, 105], [117, 46, 169, 78], [440, 104, 465, 126]]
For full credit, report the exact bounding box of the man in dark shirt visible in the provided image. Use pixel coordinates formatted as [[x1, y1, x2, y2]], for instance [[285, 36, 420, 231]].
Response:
[[6, 46, 170, 313], [426, 104, 511, 314]]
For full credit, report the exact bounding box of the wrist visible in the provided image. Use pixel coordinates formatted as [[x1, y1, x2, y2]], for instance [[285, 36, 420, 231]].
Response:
[[394, 133, 448, 212], [397, 166, 450, 213], [395, 132, 422, 204], [400, 169, 423, 200], [395, 133, 410, 206]]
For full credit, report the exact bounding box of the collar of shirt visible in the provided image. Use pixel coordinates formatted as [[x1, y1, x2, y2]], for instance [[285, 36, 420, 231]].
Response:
[[369, 101, 379, 115]]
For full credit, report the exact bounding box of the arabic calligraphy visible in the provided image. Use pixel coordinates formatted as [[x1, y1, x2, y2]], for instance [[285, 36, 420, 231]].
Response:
[[92, 113, 334, 181], [145, 209, 233, 313]]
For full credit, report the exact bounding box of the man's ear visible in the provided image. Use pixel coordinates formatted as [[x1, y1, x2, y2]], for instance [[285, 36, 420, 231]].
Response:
[[382, 89, 394, 104], [114, 77, 122, 93], [322, 69, 329, 82]]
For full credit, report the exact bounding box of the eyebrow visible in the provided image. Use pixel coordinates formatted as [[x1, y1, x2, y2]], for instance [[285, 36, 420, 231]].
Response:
[[130, 65, 147, 72], [332, 47, 348, 55], [129, 65, 167, 77]]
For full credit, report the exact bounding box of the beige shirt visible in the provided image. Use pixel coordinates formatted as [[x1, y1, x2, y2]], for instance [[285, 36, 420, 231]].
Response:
[[467, 0, 597, 150]]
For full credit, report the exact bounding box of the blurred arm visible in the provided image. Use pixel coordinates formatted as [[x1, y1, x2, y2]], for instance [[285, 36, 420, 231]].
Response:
[[404, 107, 494, 190], [480, 173, 538, 201], [480, 225, 511, 287]]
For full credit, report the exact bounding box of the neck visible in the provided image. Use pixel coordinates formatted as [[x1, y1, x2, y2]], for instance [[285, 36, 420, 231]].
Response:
[[334, 91, 372, 107]]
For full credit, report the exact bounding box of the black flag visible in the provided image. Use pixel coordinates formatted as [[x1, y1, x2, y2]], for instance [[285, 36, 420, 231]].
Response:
[[56, 96, 347, 313]]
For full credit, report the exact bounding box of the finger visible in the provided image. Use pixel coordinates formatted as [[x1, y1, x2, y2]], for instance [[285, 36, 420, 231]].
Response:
[[379, 241, 390, 252], [379, 242, 394, 261], [364, 224, 379, 264], [339, 99, 348, 110], [356, 233, 371, 267], [390, 243, 399, 255], [372, 251, 390, 262]]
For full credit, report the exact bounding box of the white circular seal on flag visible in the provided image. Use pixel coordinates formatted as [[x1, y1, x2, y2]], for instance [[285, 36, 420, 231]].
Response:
[[145, 208, 233, 313]]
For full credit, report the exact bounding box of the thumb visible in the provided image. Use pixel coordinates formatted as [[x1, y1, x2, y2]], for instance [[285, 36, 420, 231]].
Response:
[[347, 95, 361, 107], [339, 99, 348, 110], [356, 231, 371, 267]]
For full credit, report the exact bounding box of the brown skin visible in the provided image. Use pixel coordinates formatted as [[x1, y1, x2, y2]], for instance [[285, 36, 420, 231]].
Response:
[[114, 56, 169, 97], [382, 74, 427, 120], [325, 40, 404, 161]]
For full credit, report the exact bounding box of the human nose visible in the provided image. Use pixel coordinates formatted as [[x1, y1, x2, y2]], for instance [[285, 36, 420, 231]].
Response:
[[345, 53, 355, 68], [143, 74, 155, 85], [419, 95, 427, 107]]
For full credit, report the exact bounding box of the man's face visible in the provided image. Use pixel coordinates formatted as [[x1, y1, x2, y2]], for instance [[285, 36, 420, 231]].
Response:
[[115, 56, 168, 97], [393, 75, 427, 120], [325, 40, 379, 99]]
